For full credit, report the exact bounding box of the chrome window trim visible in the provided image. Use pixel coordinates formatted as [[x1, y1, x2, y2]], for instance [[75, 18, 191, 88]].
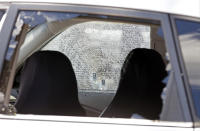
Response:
[[0, 2, 192, 125]]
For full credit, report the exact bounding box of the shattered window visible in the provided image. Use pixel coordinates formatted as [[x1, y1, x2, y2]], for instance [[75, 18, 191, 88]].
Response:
[[3, 10, 151, 93], [7, 11, 80, 61], [0, 11, 80, 95], [43, 21, 150, 92], [2, 11, 151, 99], [0, 10, 177, 120]]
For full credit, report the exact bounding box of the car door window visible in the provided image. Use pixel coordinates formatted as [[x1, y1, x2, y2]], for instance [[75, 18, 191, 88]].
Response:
[[41, 20, 152, 114], [0, 10, 187, 122], [175, 19, 200, 118]]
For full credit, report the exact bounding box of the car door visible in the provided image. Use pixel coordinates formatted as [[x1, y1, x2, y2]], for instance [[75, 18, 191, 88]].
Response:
[[0, 2, 194, 130]]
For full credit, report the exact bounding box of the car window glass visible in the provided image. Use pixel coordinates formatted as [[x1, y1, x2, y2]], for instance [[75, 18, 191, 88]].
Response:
[[0, 10, 184, 121], [0, 10, 5, 32], [41, 20, 153, 113], [42, 21, 151, 92], [0, 11, 4, 19], [175, 19, 200, 118]]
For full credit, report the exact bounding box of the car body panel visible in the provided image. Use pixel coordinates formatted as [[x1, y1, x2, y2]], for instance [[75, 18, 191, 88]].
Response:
[[0, 114, 193, 131], [0, 0, 199, 17], [195, 128, 200, 131]]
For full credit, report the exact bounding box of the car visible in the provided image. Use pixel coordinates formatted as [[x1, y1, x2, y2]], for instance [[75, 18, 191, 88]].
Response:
[[0, 0, 200, 130]]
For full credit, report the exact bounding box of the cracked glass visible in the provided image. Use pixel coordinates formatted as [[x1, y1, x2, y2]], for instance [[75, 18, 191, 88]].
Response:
[[43, 21, 151, 92], [7, 10, 151, 93]]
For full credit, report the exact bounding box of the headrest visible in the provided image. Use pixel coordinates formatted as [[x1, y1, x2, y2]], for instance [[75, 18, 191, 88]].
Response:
[[119, 48, 167, 98], [102, 48, 167, 119], [15, 51, 85, 116]]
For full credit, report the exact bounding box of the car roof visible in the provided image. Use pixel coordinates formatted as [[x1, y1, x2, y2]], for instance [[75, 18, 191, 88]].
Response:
[[0, 0, 200, 18]]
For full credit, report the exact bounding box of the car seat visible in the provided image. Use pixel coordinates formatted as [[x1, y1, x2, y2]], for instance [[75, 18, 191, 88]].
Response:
[[15, 51, 85, 116], [101, 48, 167, 119]]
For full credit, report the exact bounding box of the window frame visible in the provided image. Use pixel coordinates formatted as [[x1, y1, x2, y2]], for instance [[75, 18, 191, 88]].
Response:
[[0, 2, 192, 126], [0, 3, 10, 73], [170, 14, 200, 126]]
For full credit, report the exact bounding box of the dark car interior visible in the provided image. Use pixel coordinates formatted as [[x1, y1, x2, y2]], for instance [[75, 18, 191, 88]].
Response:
[[101, 48, 167, 119], [8, 13, 170, 120], [12, 48, 168, 120], [15, 51, 85, 116]]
